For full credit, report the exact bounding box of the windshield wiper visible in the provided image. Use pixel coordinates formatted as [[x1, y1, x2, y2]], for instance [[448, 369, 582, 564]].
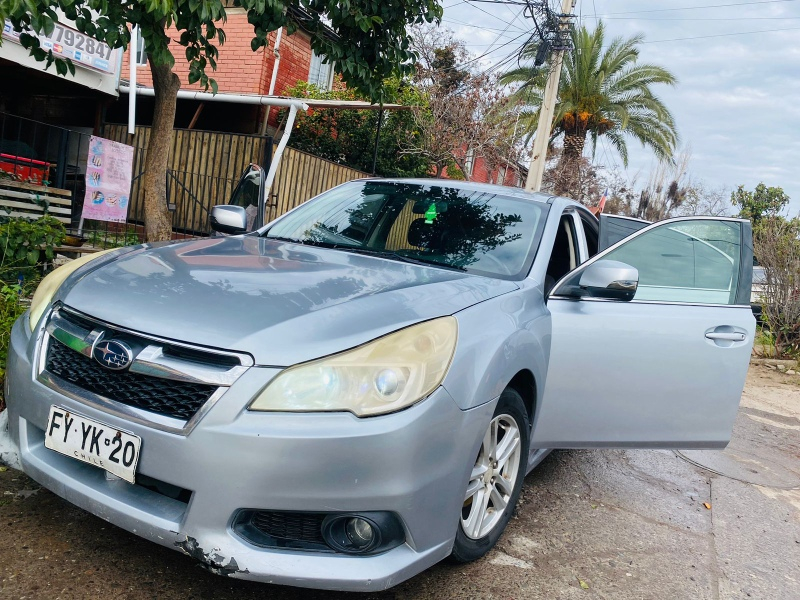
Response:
[[344, 248, 466, 271], [265, 236, 340, 249], [265, 237, 465, 271]]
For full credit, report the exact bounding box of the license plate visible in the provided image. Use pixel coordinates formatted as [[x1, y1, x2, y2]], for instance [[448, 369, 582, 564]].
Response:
[[44, 406, 141, 483]]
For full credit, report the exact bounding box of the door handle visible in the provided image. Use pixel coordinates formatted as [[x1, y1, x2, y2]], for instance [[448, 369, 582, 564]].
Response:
[[705, 332, 746, 342]]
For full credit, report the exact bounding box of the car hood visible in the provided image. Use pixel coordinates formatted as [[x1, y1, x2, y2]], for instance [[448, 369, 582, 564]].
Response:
[[60, 236, 518, 365]]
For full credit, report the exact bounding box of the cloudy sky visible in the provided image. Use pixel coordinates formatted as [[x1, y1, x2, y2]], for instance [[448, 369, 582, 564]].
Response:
[[441, 0, 800, 213]]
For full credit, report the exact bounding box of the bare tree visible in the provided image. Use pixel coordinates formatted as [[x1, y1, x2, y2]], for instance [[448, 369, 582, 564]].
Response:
[[402, 25, 519, 179], [541, 147, 607, 204], [605, 149, 731, 220], [676, 182, 730, 217], [754, 216, 800, 356]]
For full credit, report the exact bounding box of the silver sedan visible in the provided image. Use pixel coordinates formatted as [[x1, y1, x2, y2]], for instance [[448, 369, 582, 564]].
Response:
[[5, 179, 754, 590]]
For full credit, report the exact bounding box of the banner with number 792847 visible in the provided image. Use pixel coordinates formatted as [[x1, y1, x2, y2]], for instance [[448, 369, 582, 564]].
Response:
[[2, 19, 120, 75]]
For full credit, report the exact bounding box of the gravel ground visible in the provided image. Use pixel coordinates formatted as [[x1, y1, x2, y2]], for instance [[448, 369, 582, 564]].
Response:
[[1, 364, 798, 600]]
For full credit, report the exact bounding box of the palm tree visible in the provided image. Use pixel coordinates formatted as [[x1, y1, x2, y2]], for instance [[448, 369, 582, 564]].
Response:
[[501, 21, 678, 169]]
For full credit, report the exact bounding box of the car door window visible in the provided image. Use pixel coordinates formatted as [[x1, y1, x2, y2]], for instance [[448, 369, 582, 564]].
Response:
[[545, 215, 581, 294], [599, 219, 743, 305], [580, 214, 599, 258], [597, 214, 650, 252]]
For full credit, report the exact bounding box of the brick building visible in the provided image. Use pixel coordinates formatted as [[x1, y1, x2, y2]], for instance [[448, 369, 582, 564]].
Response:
[[438, 148, 526, 188], [111, 7, 526, 188], [463, 154, 525, 188], [112, 7, 334, 134]]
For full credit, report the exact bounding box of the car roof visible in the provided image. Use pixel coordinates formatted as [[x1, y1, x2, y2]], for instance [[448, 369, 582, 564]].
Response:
[[355, 177, 559, 206]]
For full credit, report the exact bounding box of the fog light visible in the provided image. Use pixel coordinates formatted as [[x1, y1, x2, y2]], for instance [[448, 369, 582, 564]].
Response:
[[345, 517, 374, 548], [321, 512, 404, 555]]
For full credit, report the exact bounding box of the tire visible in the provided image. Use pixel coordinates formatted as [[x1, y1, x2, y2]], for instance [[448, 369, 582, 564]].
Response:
[[450, 387, 531, 563]]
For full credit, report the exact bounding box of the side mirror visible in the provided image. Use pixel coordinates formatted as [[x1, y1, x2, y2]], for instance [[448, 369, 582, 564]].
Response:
[[210, 205, 248, 235], [576, 259, 639, 301]]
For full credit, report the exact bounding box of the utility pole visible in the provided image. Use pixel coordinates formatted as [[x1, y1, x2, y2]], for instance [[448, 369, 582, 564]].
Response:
[[525, 0, 576, 193]]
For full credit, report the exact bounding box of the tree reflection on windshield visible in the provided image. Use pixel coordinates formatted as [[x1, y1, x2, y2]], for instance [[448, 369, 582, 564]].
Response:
[[266, 181, 546, 279]]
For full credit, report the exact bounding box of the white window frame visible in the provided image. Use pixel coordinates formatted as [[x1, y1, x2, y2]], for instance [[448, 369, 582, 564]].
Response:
[[134, 28, 147, 67], [309, 50, 335, 90], [464, 148, 475, 178]]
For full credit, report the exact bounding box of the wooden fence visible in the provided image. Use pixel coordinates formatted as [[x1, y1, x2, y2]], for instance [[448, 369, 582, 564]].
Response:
[[103, 124, 369, 233], [266, 146, 370, 223], [0, 178, 72, 224]]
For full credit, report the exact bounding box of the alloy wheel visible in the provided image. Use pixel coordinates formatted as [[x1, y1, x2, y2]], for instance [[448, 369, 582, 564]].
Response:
[[461, 413, 523, 540]]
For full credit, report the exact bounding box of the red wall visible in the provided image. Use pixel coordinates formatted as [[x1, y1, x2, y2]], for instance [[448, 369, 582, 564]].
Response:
[[440, 155, 523, 188], [120, 11, 312, 96], [469, 156, 523, 187]]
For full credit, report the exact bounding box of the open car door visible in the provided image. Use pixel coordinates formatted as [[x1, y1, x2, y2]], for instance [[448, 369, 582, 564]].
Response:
[[533, 217, 755, 449], [228, 164, 264, 231], [598, 213, 650, 251]]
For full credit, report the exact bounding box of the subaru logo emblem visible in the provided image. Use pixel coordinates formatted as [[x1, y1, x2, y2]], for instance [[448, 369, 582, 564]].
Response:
[[92, 339, 133, 371]]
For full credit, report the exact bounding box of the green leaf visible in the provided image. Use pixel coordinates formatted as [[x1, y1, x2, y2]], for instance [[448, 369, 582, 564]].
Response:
[[209, 78, 218, 95], [42, 16, 55, 37]]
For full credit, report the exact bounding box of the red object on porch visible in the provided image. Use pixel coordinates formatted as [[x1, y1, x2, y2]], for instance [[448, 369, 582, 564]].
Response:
[[0, 153, 52, 184]]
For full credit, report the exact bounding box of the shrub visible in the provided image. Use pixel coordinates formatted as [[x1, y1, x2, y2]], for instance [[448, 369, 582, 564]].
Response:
[[0, 282, 30, 411], [84, 225, 140, 249], [753, 216, 800, 357], [0, 216, 66, 410], [0, 215, 66, 280]]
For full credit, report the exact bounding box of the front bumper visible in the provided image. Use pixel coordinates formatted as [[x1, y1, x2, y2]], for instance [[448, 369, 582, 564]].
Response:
[[5, 315, 494, 591]]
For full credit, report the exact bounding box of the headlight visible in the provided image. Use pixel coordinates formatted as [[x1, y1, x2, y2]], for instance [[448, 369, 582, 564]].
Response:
[[29, 248, 118, 331], [249, 317, 458, 417]]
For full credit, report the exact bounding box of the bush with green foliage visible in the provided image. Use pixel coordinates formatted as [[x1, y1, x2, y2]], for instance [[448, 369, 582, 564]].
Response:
[[0, 216, 66, 276], [83, 225, 140, 249], [731, 183, 789, 224], [284, 80, 433, 178], [753, 215, 800, 358], [0, 283, 29, 391]]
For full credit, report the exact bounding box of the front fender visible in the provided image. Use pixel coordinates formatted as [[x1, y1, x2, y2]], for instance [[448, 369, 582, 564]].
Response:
[[443, 286, 550, 412]]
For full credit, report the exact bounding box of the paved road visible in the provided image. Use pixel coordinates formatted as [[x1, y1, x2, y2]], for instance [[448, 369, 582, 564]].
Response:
[[1, 365, 798, 599]]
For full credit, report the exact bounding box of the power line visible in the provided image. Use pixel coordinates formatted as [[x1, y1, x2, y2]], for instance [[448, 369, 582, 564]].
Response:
[[582, 15, 800, 21], [426, 30, 532, 73], [640, 25, 800, 43], [443, 16, 529, 34], [460, 30, 533, 65], [599, 0, 798, 16], [442, 0, 472, 9], [460, 0, 798, 7]]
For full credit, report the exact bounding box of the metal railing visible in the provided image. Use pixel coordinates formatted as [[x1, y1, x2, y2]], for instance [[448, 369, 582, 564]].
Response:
[[0, 111, 91, 230]]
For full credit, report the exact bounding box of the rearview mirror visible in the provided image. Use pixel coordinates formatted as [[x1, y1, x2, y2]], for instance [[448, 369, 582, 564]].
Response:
[[210, 205, 248, 235], [577, 260, 639, 301]]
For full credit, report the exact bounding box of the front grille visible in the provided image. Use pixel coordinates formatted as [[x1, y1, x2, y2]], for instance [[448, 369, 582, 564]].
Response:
[[45, 338, 218, 421], [250, 511, 327, 545]]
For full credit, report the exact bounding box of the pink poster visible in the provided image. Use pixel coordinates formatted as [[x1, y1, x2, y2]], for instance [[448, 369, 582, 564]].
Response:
[[81, 135, 134, 223]]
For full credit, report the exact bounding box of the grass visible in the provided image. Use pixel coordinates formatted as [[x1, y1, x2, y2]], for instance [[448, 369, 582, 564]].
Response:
[[754, 327, 777, 358]]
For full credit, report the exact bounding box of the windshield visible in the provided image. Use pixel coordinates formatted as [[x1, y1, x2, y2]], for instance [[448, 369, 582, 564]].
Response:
[[263, 181, 547, 279]]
